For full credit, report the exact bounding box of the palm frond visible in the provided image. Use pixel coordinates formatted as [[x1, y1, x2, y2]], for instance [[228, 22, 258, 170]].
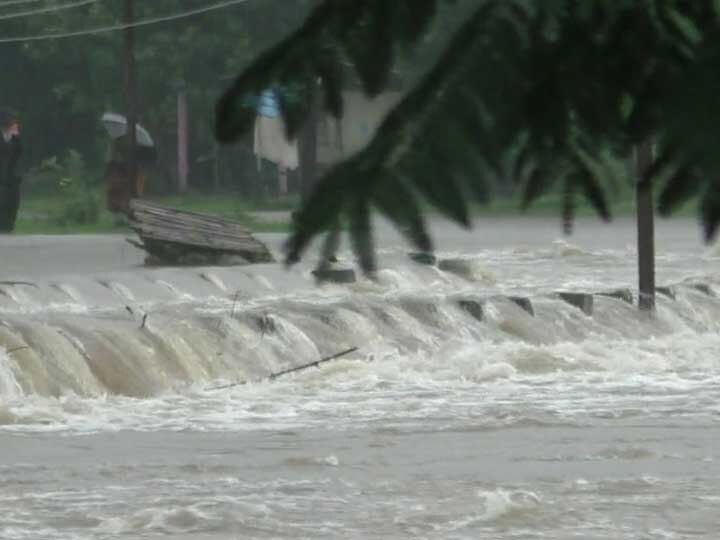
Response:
[[216, 0, 720, 270], [372, 174, 433, 253], [658, 166, 701, 216]]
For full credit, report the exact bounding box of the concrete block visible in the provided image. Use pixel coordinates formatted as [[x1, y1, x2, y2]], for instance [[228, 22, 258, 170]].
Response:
[[438, 258, 473, 279], [311, 268, 357, 284], [408, 252, 437, 266], [656, 286, 677, 300], [692, 283, 714, 296], [457, 299, 484, 322], [597, 288, 634, 304], [556, 292, 594, 315], [507, 296, 534, 316], [253, 314, 276, 334]]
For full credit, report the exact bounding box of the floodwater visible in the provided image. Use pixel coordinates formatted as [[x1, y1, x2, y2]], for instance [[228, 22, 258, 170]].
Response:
[[1, 217, 719, 539]]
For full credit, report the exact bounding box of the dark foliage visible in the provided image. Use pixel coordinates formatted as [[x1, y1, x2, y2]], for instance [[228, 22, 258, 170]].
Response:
[[217, 0, 720, 273]]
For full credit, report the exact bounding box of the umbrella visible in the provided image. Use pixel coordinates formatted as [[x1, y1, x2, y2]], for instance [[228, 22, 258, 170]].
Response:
[[101, 112, 154, 147]]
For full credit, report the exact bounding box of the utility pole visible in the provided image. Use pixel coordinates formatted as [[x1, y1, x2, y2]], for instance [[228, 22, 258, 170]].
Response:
[[123, 0, 138, 198], [636, 141, 655, 312], [176, 80, 189, 194]]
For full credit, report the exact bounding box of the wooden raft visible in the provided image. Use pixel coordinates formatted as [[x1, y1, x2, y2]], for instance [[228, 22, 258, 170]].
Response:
[[128, 199, 275, 266]]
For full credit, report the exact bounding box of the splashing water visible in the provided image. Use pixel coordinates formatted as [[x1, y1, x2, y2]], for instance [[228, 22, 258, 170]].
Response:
[[1, 220, 719, 539]]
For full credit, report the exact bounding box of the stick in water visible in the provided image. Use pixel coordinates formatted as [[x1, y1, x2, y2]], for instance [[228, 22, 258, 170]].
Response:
[[216, 290, 241, 331], [209, 346, 358, 391], [268, 347, 358, 380], [230, 290, 241, 319]]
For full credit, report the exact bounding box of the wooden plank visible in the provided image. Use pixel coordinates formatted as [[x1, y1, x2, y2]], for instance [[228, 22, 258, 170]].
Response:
[[134, 223, 272, 249], [132, 208, 250, 234], [127, 199, 275, 264], [131, 211, 257, 243], [130, 218, 262, 247], [132, 223, 270, 253], [141, 236, 272, 264], [131, 200, 252, 229], [131, 208, 252, 235], [129, 212, 254, 239]]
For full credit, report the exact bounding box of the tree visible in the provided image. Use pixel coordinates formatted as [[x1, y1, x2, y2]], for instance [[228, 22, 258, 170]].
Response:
[[0, 0, 314, 188], [216, 0, 720, 274]]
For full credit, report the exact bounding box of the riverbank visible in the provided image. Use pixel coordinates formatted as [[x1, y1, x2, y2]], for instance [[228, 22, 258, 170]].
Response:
[[14, 193, 296, 235], [13, 191, 698, 235]]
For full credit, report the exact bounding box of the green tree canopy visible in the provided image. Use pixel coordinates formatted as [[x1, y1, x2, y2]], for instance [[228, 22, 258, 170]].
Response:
[[0, 0, 314, 182], [216, 0, 720, 272]]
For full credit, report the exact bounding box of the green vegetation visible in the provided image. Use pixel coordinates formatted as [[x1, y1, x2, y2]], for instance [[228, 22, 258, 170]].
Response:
[[217, 0, 720, 271], [0, 1, 709, 250], [0, 0, 471, 233], [1, 1, 320, 196], [15, 192, 296, 235], [13, 189, 699, 236]]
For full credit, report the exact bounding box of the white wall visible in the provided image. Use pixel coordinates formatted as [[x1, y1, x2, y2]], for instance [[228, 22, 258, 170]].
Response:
[[316, 91, 403, 165]]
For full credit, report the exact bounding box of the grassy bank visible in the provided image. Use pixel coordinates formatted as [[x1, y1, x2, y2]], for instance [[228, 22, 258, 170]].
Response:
[[13, 190, 698, 235], [14, 193, 297, 235]]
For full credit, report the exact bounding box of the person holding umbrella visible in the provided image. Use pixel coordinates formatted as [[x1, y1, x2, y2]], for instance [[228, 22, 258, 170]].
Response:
[[0, 108, 22, 232], [101, 112, 156, 214]]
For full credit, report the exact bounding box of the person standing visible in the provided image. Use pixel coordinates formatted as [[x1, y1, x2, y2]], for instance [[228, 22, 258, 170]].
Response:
[[105, 134, 156, 215], [0, 109, 22, 232]]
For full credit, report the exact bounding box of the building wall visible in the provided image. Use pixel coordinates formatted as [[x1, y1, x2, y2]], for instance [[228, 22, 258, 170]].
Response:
[[316, 91, 403, 165]]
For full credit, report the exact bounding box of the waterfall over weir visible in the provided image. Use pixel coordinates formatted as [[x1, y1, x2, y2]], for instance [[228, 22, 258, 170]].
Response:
[[1, 258, 719, 399], [2, 225, 720, 540]]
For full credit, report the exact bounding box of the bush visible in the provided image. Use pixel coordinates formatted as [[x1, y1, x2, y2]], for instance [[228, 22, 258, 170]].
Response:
[[54, 190, 100, 226], [34, 150, 101, 226]]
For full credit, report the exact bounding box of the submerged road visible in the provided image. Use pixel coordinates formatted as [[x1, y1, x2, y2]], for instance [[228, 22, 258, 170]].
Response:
[[1, 217, 719, 539], [0, 216, 710, 281]]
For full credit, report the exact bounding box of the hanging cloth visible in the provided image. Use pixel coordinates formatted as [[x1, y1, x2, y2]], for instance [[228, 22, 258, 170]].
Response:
[[253, 90, 299, 171]]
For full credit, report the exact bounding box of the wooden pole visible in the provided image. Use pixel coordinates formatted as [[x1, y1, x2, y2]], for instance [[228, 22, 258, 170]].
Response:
[[123, 0, 138, 198], [177, 82, 189, 194], [208, 347, 358, 390], [636, 142, 655, 311]]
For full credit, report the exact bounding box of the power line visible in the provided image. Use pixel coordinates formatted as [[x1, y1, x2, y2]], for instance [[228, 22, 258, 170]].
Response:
[[0, 0, 96, 21], [0, 0, 250, 44], [0, 0, 50, 7]]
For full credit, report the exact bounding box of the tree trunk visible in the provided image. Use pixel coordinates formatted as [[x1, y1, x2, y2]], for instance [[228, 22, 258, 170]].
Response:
[[636, 142, 655, 312]]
